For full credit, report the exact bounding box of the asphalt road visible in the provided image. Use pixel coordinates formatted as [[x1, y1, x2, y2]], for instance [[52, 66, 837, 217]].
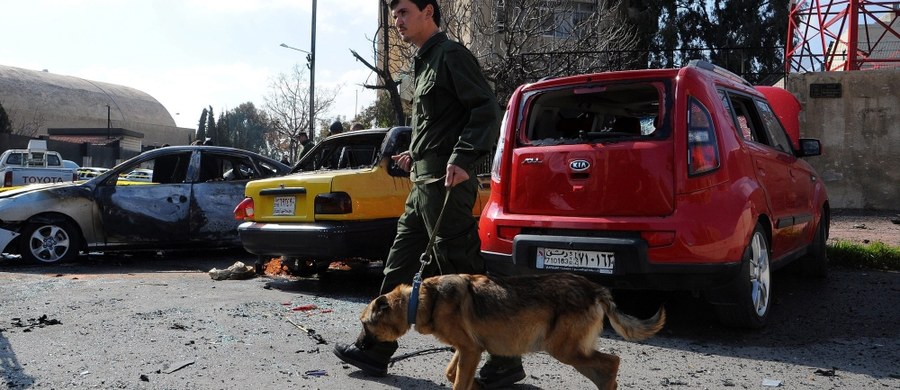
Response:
[[1, 251, 898, 389]]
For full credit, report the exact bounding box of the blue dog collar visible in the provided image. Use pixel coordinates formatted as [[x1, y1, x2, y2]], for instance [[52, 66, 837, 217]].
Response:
[[407, 274, 422, 324]]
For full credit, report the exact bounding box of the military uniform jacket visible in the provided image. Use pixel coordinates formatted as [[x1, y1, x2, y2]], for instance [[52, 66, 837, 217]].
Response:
[[409, 32, 499, 183]]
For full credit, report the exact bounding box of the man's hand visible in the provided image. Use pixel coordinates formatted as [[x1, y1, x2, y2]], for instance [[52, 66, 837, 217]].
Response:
[[391, 151, 412, 172], [445, 164, 469, 187]]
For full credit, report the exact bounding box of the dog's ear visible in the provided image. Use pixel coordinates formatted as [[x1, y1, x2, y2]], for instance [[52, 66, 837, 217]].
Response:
[[373, 295, 391, 314], [363, 294, 391, 324]]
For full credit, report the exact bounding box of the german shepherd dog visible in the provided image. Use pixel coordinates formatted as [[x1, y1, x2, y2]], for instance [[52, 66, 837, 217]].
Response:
[[358, 272, 665, 390]]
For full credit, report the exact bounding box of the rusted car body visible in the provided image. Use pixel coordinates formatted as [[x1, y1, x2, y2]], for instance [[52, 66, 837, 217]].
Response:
[[0, 146, 290, 263]]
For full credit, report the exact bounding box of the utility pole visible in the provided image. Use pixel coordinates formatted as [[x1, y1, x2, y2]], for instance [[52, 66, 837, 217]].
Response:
[[309, 0, 317, 137]]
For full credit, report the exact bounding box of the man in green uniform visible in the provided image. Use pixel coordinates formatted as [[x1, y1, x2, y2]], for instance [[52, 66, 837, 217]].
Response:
[[332, 0, 525, 388]]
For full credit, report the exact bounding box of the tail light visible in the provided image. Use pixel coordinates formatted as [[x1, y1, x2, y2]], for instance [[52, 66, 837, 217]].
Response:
[[490, 111, 509, 184], [315, 192, 352, 214], [3, 172, 11, 187], [687, 98, 720, 176], [233, 197, 255, 220]]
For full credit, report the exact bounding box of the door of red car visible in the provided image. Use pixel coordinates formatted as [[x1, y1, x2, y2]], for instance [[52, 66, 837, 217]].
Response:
[[726, 93, 810, 256], [95, 152, 193, 248]]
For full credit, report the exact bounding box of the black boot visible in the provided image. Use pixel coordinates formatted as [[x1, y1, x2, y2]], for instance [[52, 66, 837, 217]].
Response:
[[477, 354, 526, 389], [333, 338, 398, 377]]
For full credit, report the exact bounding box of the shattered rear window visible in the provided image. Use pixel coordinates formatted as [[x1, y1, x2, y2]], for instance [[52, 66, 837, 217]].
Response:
[[519, 81, 669, 146], [294, 133, 387, 173]]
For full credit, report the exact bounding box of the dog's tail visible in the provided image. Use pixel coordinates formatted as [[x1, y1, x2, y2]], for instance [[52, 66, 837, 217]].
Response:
[[597, 288, 666, 342]]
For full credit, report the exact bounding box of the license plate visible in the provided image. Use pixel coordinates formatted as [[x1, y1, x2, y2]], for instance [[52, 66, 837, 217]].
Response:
[[535, 247, 615, 274], [273, 196, 295, 216]]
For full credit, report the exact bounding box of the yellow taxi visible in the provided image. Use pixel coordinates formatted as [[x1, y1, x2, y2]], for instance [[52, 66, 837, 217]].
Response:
[[234, 127, 490, 275]]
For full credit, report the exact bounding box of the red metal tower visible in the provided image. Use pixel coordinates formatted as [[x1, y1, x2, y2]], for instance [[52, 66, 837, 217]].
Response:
[[786, 0, 900, 72]]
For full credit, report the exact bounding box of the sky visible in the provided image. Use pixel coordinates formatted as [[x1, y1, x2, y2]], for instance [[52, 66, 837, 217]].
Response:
[[1, 0, 380, 129]]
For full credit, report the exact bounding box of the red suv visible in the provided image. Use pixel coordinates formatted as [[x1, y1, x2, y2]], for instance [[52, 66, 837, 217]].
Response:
[[479, 61, 829, 328]]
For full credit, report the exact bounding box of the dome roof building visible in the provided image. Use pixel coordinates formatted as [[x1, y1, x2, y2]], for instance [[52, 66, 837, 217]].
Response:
[[0, 64, 192, 147]]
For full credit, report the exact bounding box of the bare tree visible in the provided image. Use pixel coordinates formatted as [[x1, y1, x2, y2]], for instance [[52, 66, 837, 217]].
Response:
[[7, 108, 46, 137], [350, 1, 410, 126], [264, 64, 338, 163], [359, 0, 638, 125], [463, 0, 640, 104]]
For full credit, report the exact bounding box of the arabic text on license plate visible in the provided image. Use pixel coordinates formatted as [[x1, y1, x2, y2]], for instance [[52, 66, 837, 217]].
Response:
[[273, 196, 295, 216], [535, 247, 615, 274]]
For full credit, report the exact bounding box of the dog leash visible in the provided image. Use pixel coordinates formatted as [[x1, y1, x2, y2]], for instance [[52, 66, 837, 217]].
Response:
[[408, 176, 453, 325]]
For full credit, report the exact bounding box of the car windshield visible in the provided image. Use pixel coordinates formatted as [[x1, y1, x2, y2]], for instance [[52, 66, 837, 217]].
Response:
[[521, 81, 669, 146], [293, 133, 386, 173]]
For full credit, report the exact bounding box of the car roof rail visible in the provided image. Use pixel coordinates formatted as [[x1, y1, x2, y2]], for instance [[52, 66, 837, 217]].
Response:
[[688, 59, 753, 87]]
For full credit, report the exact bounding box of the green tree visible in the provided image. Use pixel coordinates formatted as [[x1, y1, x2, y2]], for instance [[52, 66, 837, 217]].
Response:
[[644, 0, 789, 83], [214, 111, 228, 147], [0, 101, 12, 134], [218, 102, 275, 156], [207, 106, 217, 145], [196, 108, 208, 143]]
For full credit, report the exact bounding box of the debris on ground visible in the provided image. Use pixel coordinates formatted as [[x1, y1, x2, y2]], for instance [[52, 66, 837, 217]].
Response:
[[303, 369, 328, 378], [158, 360, 195, 374], [208, 261, 255, 280], [6, 315, 62, 332], [762, 378, 783, 387], [264, 257, 291, 276], [286, 317, 328, 345], [814, 367, 838, 377], [328, 261, 354, 271]]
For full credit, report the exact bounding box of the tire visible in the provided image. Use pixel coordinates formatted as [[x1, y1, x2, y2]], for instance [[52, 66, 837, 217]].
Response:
[[798, 211, 829, 279], [283, 257, 329, 277], [19, 219, 82, 264], [713, 223, 771, 328]]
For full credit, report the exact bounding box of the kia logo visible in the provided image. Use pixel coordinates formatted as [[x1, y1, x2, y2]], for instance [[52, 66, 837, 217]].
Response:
[[569, 159, 590, 171]]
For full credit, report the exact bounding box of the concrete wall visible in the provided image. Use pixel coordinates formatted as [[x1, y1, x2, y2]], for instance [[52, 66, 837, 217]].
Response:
[[786, 70, 900, 210]]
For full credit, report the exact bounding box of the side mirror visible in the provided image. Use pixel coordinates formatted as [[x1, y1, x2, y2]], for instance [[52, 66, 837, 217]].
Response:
[[797, 138, 822, 157]]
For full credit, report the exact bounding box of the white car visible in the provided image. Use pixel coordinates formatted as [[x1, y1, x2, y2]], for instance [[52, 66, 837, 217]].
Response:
[[123, 169, 153, 182], [77, 167, 110, 180]]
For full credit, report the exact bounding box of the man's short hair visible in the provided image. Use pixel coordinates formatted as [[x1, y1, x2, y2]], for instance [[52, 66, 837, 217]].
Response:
[[389, 0, 441, 27]]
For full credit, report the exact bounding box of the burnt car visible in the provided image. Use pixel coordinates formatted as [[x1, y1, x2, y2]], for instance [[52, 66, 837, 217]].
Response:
[[0, 146, 290, 263]]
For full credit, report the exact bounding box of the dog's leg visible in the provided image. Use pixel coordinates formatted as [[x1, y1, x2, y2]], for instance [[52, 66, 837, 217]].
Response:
[[452, 347, 483, 390], [555, 349, 620, 390], [445, 349, 460, 384]]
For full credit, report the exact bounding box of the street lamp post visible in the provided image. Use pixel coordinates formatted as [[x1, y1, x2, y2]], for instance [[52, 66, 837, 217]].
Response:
[[105, 104, 111, 139], [279, 0, 317, 138]]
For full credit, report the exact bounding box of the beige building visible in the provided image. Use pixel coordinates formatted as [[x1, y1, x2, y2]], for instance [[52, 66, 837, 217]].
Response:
[[0, 64, 193, 148]]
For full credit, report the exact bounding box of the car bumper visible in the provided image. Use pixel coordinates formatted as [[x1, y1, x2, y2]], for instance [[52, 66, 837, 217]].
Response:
[[483, 234, 742, 291], [237, 219, 399, 260]]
